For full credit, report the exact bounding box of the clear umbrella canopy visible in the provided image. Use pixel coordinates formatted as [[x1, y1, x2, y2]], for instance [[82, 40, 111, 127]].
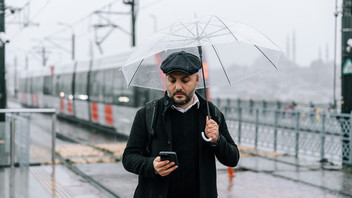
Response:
[[122, 15, 283, 91]]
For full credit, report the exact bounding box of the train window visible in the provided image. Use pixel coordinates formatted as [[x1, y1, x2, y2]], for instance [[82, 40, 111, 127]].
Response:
[[103, 69, 114, 104], [19, 79, 25, 93], [54, 75, 61, 96], [90, 70, 104, 102], [112, 69, 135, 107], [44, 76, 53, 95], [74, 72, 88, 100], [26, 78, 32, 94], [61, 74, 73, 98]]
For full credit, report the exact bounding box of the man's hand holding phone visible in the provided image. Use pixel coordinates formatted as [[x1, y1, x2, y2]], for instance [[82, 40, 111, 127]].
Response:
[[153, 151, 178, 177]]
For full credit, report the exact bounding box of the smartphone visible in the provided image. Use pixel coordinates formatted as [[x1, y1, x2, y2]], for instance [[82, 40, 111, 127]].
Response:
[[159, 151, 178, 166]]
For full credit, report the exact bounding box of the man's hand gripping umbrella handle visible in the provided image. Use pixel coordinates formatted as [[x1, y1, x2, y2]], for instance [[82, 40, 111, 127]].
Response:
[[201, 115, 212, 142], [201, 132, 213, 142]]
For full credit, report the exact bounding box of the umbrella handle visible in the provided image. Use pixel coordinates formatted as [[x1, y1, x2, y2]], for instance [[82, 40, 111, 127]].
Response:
[[201, 132, 213, 142]]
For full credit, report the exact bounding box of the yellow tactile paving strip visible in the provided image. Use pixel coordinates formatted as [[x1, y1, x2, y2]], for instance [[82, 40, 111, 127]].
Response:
[[94, 142, 126, 157], [30, 167, 72, 198], [238, 145, 283, 157], [55, 144, 126, 164]]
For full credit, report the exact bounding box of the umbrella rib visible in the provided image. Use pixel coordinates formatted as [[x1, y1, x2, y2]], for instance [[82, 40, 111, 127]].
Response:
[[211, 45, 231, 86], [254, 45, 278, 69], [213, 15, 239, 42], [179, 21, 197, 38], [128, 59, 145, 87], [198, 15, 214, 38]]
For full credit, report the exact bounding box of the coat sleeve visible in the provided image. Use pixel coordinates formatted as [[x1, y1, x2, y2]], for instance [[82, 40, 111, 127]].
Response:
[[212, 109, 240, 167], [122, 107, 158, 179]]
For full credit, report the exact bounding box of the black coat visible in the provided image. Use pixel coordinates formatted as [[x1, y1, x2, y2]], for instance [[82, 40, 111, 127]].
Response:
[[122, 92, 240, 198]]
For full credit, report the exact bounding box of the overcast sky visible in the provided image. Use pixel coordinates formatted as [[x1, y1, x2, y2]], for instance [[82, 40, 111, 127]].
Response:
[[6, 0, 339, 68]]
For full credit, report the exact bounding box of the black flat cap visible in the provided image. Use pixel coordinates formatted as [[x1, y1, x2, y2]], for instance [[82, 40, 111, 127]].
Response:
[[160, 51, 202, 75]]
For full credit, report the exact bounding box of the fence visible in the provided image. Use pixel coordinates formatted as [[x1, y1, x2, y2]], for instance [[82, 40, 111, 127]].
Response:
[[214, 99, 352, 166], [0, 109, 56, 168]]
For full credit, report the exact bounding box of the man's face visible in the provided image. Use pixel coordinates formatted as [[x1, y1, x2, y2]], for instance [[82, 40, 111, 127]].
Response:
[[166, 71, 199, 108]]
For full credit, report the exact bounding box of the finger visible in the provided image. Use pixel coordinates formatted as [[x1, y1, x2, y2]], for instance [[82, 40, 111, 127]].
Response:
[[155, 156, 161, 162], [161, 165, 178, 176], [158, 160, 170, 167]]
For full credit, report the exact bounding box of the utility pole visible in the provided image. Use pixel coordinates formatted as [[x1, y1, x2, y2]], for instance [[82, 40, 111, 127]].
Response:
[[57, 22, 75, 60], [14, 56, 17, 98], [0, 0, 6, 121], [124, 0, 136, 47], [42, 47, 46, 66], [341, 0, 352, 166]]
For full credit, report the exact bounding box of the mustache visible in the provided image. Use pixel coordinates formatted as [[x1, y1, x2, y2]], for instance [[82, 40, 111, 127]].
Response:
[[173, 91, 186, 96]]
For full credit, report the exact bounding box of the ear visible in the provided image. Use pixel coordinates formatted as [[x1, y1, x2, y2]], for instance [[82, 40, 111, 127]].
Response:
[[196, 74, 199, 85]]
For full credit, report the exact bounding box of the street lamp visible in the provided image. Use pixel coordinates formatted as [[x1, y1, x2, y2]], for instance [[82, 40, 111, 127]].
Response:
[[57, 22, 75, 60]]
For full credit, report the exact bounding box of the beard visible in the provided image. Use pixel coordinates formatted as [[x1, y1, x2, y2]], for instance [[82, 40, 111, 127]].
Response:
[[173, 90, 194, 106]]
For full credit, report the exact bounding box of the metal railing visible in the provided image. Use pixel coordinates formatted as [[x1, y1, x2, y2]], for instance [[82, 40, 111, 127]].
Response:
[[215, 100, 352, 166], [0, 109, 56, 168]]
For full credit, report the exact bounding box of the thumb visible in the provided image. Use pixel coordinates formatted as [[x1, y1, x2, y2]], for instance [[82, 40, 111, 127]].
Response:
[[155, 156, 161, 162]]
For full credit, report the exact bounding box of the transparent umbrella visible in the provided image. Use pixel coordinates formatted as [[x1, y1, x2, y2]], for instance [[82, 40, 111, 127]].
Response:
[[122, 15, 284, 141]]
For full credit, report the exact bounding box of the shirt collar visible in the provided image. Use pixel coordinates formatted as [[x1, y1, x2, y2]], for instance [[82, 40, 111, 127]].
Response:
[[171, 93, 200, 113]]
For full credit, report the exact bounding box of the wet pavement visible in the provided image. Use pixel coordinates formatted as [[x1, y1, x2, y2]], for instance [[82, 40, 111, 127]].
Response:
[[1, 100, 352, 198], [0, 165, 113, 198], [1, 155, 351, 198]]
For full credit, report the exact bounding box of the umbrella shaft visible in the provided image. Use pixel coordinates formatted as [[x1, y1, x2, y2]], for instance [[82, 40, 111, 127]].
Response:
[[198, 46, 211, 118]]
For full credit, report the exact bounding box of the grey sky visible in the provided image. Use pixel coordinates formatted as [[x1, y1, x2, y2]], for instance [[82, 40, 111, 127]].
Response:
[[7, 0, 338, 68]]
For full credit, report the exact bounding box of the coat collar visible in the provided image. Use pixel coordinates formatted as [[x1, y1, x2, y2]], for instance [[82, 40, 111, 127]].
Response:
[[163, 91, 208, 115]]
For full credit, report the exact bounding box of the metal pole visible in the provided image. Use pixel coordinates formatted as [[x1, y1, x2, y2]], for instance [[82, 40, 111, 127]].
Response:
[[51, 114, 56, 165], [131, 0, 136, 47], [14, 56, 17, 98], [295, 111, 300, 158], [238, 107, 242, 144], [349, 112, 352, 165], [10, 116, 15, 168], [333, 0, 338, 110], [0, 0, 6, 122], [72, 34, 75, 60], [255, 108, 259, 148], [274, 109, 278, 152], [320, 111, 326, 161]]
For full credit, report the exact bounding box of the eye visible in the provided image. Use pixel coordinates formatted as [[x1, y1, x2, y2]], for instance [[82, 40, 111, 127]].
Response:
[[182, 78, 190, 83]]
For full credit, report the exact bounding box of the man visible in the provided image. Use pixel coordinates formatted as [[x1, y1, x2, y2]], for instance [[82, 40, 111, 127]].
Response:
[[122, 51, 240, 198]]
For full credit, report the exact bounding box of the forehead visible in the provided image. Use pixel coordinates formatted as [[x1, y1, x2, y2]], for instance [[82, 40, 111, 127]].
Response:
[[167, 71, 191, 78]]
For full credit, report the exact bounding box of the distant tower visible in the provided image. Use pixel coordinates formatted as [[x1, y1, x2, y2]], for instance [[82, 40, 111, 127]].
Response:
[[286, 34, 290, 61], [292, 30, 296, 64]]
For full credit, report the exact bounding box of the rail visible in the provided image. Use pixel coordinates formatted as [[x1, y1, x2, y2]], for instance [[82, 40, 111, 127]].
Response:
[[214, 100, 352, 166], [0, 108, 56, 168]]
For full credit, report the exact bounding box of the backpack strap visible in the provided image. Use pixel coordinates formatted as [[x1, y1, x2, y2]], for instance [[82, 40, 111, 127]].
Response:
[[144, 98, 158, 156], [210, 103, 222, 126]]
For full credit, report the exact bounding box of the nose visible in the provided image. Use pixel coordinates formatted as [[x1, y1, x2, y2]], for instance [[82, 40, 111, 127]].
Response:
[[175, 80, 182, 90]]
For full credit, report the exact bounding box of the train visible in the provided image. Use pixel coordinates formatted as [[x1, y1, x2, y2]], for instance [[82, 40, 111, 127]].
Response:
[[18, 50, 164, 136]]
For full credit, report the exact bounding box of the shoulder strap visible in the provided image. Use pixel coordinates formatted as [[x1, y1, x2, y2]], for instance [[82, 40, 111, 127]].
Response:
[[144, 98, 158, 156], [211, 103, 222, 125]]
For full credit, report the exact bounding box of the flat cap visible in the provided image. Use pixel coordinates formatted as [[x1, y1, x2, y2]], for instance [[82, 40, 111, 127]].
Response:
[[160, 51, 202, 75]]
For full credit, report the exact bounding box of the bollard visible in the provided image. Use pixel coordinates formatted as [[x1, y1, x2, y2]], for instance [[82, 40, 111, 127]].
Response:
[[228, 167, 235, 178]]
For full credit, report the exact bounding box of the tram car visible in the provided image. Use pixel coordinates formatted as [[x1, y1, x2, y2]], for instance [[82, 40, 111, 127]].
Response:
[[18, 51, 163, 136]]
